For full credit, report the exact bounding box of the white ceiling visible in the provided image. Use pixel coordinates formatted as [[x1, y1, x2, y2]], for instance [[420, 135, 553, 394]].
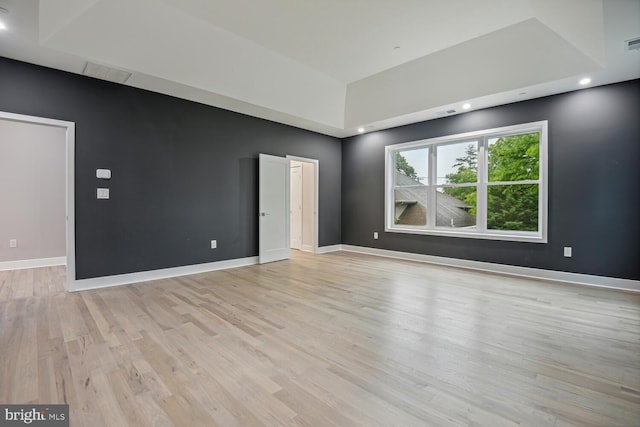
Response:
[[0, 0, 638, 137]]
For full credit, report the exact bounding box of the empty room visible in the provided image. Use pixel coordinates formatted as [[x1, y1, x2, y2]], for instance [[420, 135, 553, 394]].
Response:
[[1, 0, 639, 426]]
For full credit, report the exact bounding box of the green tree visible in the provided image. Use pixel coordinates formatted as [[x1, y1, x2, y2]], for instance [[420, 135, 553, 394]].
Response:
[[447, 144, 478, 183], [486, 133, 539, 231], [488, 133, 539, 182], [443, 144, 478, 214], [442, 133, 540, 231], [395, 153, 418, 179], [487, 184, 538, 231]]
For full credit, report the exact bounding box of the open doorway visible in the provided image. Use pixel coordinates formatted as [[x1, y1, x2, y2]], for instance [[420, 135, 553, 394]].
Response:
[[287, 156, 318, 253], [0, 112, 75, 291]]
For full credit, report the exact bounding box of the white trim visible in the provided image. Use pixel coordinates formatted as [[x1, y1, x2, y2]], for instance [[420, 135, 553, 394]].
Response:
[[386, 122, 547, 151], [316, 244, 343, 254], [286, 155, 319, 254], [300, 244, 314, 253], [539, 121, 549, 244], [71, 256, 259, 292], [0, 111, 75, 291], [386, 226, 545, 243], [341, 245, 640, 292], [385, 120, 548, 243], [0, 257, 66, 271]]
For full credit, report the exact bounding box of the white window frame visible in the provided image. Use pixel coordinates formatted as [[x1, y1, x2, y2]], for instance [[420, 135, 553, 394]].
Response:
[[385, 121, 548, 243]]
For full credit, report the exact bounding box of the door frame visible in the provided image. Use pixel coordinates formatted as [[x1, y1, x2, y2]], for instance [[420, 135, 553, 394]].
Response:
[[0, 111, 75, 291], [286, 155, 319, 254], [289, 162, 303, 250]]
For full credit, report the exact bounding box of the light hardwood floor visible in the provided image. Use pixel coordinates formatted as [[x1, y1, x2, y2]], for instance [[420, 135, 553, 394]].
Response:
[[0, 252, 638, 426]]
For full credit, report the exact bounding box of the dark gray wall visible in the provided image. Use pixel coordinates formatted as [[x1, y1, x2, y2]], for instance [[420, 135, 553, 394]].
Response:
[[2, 57, 638, 281], [342, 80, 640, 281], [0, 57, 342, 279]]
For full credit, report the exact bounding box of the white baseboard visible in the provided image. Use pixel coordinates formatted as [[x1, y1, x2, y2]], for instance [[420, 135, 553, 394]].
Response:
[[65, 244, 640, 293], [0, 256, 66, 271], [71, 256, 259, 292], [316, 244, 343, 254], [72, 246, 342, 291], [341, 245, 640, 292]]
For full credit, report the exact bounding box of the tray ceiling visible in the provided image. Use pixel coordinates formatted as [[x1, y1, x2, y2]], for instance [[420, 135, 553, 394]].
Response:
[[0, 0, 638, 136]]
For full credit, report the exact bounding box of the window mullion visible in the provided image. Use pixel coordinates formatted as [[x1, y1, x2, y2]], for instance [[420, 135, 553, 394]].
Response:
[[387, 150, 393, 230], [477, 137, 487, 233], [428, 146, 436, 229]]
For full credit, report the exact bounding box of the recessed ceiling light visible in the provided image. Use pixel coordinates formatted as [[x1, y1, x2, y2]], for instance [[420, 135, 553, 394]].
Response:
[[579, 77, 591, 85], [357, 127, 365, 133], [0, 7, 8, 31], [393, 46, 400, 50], [462, 103, 471, 110]]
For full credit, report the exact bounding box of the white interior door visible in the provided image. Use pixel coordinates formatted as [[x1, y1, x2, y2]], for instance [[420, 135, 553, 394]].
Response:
[[290, 164, 302, 249], [259, 154, 291, 264]]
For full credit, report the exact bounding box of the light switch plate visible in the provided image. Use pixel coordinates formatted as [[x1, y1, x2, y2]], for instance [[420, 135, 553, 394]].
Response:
[[97, 188, 110, 199], [96, 169, 111, 179], [563, 247, 572, 257]]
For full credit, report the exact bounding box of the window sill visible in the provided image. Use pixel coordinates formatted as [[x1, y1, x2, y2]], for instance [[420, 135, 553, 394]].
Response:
[[385, 226, 547, 243]]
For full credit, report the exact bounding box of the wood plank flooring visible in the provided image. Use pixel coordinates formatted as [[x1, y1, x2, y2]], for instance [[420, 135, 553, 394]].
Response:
[[0, 251, 638, 426]]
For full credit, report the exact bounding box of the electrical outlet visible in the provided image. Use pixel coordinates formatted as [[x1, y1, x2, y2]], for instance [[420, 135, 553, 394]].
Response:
[[97, 188, 110, 199], [211, 240, 217, 249], [373, 232, 379, 239], [96, 169, 112, 179], [563, 247, 572, 257], [9, 239, 17, 248]]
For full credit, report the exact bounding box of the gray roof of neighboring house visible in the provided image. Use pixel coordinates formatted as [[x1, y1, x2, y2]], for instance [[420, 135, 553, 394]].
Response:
[[394, 171, 476, 228]]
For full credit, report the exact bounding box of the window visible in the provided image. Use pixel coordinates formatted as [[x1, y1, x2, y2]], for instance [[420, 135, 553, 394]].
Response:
[[385, 121, 547, 242]]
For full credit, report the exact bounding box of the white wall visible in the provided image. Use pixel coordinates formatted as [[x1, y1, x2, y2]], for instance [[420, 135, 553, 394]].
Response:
[[0, 119, 66, 262]]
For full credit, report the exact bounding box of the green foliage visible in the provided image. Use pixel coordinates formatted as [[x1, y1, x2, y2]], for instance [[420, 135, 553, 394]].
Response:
[[443, 145, 478, 214], [442, 133, 540, 231], [488, 133, 539, 182], [395, 153, 418, 179], [486, 134, 539, 230], [446, 144, 478, 184], [487, 184, 538, 231]]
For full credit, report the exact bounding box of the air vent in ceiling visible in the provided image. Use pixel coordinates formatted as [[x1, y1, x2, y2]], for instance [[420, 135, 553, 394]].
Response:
[[625, 36, 640, 51], [83, 62, 132, 84]]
